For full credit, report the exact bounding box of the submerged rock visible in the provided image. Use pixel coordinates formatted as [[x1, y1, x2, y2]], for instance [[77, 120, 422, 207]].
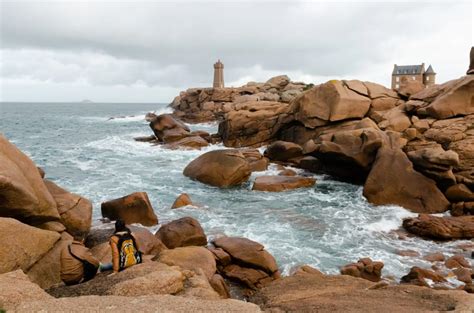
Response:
[[171, 193, 193, 209], [252, 175, 316, 192], [183, 149, 251, 187], [101, 192, 158, 226], [340, 258, 384, 282]]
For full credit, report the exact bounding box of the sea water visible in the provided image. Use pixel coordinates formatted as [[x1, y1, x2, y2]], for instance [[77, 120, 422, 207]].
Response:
[[0, 102, 470, 280]]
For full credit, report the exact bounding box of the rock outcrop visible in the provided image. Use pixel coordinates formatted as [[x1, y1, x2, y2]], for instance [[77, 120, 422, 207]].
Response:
[[402, 214, 474, 240], [0, 135, 59, 225], [250, 268, 474, 312], [183, 149, 251, 187], [340, 258, 384, 282], [155, 217, 207, 249], [101, 192, 158, 226], [44, 180, 92, 235], [171, 193, 193, 209]]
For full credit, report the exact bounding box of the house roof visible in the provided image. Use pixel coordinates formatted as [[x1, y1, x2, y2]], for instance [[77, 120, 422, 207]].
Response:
[[393, 64, 423, 75], [425, 65, 436, 74]]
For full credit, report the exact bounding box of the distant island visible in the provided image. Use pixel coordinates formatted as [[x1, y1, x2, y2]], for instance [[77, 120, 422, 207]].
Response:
[[80, 99, 94, 103]]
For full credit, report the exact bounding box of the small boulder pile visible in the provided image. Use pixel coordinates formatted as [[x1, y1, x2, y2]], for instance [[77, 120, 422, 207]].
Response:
[[171, 75, 309, 123]]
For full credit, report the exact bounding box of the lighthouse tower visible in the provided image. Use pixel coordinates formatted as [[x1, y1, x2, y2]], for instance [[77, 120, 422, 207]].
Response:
[[213, 60, 224, 88]]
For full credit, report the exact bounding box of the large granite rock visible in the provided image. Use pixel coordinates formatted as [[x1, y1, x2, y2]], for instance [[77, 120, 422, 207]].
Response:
[[402, 214, 474, 240], [363, 145, 450, 213], [292, 80, 371, 125], [44, 180, 92, 235], [101, 192, 158, 226], [183, 149, 251, 187], [250, 270, 474, 312], [155, 217, 207, 249], [155, 246, 217, 280], [0, 270, 53, 312], [149, 114, 190, 142], [0, 135, 59, 225], [263, 141, 303, 161], [212, 237, 279, 275], [0, 217, 60, 274]]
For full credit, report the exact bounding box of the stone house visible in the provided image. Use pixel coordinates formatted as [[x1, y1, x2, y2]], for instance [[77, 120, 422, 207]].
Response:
[[391, 63, 435, 90]]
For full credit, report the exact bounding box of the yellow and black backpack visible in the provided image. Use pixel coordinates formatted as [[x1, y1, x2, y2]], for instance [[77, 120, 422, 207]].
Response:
[[117, 233, 142, 271]]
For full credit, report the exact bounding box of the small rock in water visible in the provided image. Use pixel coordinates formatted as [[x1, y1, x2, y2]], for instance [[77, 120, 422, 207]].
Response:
[[171, 193, 193, 209]]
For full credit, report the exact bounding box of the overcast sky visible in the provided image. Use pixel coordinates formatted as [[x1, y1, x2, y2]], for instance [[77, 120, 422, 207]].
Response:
[[0, 0, 472, 103]]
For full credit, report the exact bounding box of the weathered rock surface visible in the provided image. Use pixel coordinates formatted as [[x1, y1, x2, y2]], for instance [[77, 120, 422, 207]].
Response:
[[155, 246, 217, 280], [264, 141, 303, 161], [44, 180, 92, 235], [149, 114, 190, 142], [250, 270, 474, 312], [101, 192, 158, 226], [0, 217, 60, 274], [252, 175, 316, 192], [340, 258, 384, 282], [155, 217, 207, 249], [240, 148, 269, 172], [213, 237, 279, 275], [183, 149, 251, 187], [0, 270, 53, 312], [364, 145, 450, 213], [171, 193, 193, 209], [0, 135, 59, 225], [17, 294, 262, 313], [402, 214, 474, 240], [400, 266, 446, 287]]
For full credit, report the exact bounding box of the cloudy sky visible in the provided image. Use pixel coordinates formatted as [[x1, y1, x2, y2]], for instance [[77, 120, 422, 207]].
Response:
[[0, 0, 472, 103]]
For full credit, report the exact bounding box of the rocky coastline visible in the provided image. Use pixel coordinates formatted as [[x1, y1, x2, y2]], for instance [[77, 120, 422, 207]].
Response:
[[2, 59, 474, 312]]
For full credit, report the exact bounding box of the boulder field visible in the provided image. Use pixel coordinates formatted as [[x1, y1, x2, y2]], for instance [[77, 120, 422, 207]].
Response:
[[170, 72, 474, 237], [1, 121, 474, 311]]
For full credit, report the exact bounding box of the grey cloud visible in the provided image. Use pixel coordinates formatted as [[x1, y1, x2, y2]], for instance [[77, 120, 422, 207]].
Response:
[[0, 1, 472, 101]]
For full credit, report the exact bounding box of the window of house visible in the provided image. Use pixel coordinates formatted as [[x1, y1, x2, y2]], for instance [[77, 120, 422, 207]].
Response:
[[396, 77, 399, 82], [426, 76, 430, 81], [395, 83, 399, 89], [412, 76, 416, 80]]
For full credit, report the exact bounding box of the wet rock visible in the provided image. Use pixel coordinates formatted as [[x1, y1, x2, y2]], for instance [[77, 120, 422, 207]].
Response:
[[44, 180, 92, 235], [155, 217, 207, 249], [264, 141, 303, 162], [101, 192, 158, 226], [240, 149, 269, 172], [423, 252, 446, 262], [453, 267, 472, 284], [155, 246, 216, 280], [171, 193, 193, 209], [445, 255, 471, 269], [0, 135, 59, 225], [340, 258, 384, 282], [396, 250, 420, 257], [134, 135, 157, 142], [212, 237, 279, 275], [183, 149, 251, 187], [163, 136, 209, 150], [252, 175, 315, 192], [278, 169, 297, 176], [401, 266, 446, 287], [403, 214, 474, 240], [149, 114, 190, 142], [0, 217, 60, 274]]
